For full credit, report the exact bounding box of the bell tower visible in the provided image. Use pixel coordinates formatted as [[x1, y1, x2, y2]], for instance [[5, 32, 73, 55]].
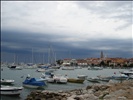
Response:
[[101, 51, 104, 59]]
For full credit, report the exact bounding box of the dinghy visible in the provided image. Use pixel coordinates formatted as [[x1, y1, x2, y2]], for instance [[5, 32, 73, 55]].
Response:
[[67, 78, 85, 83]]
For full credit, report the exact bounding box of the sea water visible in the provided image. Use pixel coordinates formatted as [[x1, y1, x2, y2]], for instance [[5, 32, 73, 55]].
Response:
[[1, 66, 126, 100]]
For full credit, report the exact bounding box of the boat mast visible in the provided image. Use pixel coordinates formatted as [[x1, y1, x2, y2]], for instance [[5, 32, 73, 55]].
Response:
[[48, 47, 50, 64], [32, 48, 33, 64]]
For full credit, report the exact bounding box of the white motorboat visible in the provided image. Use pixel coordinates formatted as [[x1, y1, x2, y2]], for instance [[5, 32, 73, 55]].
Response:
[[0, 79, 15, 85], [121, 69, 133, 76], [91, 66, 103, 70], [97, 75, 110, 82], [75, 66, 82, 69], [0, 85, 23, 95], [46, 74, 67, 84], [50, 65, 60, 69], [77, 75, 88, 80], [112, 74, 129, 80], [36, 68, 45, 72], [8, 63, 23, 70], [41, 73, 55, 83], [53, 74, 67, 84], [24, 63, 37, 69], [87, 77, 100, 83], [35, 77, 47, 84], [15, 66, 23, 70], [88, 66, 92, 70], [62, 66, 74, 70], [46, 77, 55, 83]]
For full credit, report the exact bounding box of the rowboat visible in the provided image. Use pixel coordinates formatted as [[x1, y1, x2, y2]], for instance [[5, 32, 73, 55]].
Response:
[[67, 78, 85, 83]]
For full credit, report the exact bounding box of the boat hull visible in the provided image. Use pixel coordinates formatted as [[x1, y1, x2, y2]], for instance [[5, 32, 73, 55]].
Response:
[[23, 84, 41, 88], [77, 75, 88, 80], [22, 78, 47, 88], [62, 67, 74, 70], [67, 78, 84, 83], [1, 90, 22, 95], [0, 86, 23, 95], [87, 78, 100, 83], [0, 79, 14, 85]]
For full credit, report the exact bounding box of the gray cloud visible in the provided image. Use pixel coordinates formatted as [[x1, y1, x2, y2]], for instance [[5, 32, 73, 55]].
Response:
[[76, 1, 132, 28], [1, 30, 132, 62]]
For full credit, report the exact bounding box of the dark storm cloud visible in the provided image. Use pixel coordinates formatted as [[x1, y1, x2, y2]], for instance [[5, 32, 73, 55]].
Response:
[[1, 30, 132, 62]]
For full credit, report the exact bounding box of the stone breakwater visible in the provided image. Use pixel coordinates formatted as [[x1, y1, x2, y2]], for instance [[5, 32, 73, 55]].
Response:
[[26, 80, 133, 100]]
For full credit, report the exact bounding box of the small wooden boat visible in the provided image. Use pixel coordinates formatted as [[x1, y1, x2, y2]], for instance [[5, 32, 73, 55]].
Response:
[[67, 78, 85, 83], [0, 85, 23, 95], [0, 79, 14, 85]]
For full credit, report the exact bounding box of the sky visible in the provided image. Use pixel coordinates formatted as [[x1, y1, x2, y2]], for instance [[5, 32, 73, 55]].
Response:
[[1, 1, 133, 63]]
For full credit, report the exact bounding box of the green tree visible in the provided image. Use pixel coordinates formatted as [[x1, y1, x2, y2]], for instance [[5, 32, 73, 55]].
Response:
[[100, 61, 105, 66], [56, 60, 63, 65]]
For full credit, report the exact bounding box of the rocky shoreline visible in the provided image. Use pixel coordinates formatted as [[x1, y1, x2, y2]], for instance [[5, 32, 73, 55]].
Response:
[[26, 80, 133, 100]]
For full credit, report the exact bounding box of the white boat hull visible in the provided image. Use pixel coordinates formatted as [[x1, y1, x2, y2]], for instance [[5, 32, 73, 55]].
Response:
[[77, 75, 88, 80], [0, 86, 23, 95], [47, 78, 55, 83], [62, 67, 74, 70], [1, 90, 22, 95], [0, 79, 15, 85], [23, 84, 40, 88]]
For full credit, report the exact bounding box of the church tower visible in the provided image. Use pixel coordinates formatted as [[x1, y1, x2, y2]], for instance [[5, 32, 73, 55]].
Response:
[[101, 51, 104, 59]]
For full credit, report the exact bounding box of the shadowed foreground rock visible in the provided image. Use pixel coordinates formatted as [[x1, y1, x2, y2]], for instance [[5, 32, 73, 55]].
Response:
[[26, 80, 133, 100]]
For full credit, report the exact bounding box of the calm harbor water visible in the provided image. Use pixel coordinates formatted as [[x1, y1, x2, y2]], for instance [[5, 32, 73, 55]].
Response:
[[1, 66, 126, 100]]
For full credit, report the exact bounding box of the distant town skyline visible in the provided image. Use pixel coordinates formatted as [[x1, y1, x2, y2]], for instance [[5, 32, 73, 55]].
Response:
[[1, 1, 133, 63]]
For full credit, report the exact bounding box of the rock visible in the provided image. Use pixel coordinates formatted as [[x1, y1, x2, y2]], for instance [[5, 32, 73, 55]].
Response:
[[82, 89, 88, 94], [86, 85, 92, 90], [67, 97, 75, 100], [110, 89, 125, 96], [70, 94, 76, 98], [108, 80, 115, 84], [99, 91, 109, 99], [103, 95, 113, 100], [92, 85, 100, 92], [74, 96, 84, 100], [100, 85, 110, 91], [87, 89, 95, 94], [25, 80, 133, 100], [117, 96, 127, 100], [85, 94, 98, 100]]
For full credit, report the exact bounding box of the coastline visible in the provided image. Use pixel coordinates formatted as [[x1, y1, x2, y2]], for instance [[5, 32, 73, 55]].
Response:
[[25, 80, 133, 100]]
